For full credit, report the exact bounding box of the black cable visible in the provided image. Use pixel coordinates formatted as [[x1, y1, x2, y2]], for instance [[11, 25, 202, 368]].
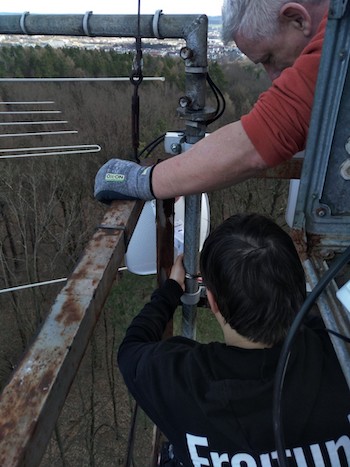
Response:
[[206, 73, 226, 124], [138, 133, 166, 159], [125, 401, 139, 467], [207, 74, 221, 118], [326, 328, 350, 343], [138, 129, 184, 160], [273, 244, 350, 467], [130, 0, 143, 163], [138, 73, 226, 161]]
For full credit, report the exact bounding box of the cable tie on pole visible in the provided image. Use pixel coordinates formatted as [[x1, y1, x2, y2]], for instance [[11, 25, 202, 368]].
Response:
[[130, 38, 143, 86], [83, 11, 94, 36], [20, 11, 30, 35], [152, 10, 163, 39]]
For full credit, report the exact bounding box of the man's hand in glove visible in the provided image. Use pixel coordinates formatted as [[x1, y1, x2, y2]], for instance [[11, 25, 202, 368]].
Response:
[[94, 159, 155, 202]]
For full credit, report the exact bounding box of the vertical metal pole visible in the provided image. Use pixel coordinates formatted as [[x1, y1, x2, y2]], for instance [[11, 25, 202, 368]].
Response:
[[180, 15, 209, 339], [182, 194, 202, 339]]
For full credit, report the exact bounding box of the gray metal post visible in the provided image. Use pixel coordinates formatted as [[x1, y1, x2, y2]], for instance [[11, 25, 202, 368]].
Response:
[[176, 15, 210, 339], [293, 2, 350, 250], [182, 194, 202, 339], [292, 0, 350, 389]]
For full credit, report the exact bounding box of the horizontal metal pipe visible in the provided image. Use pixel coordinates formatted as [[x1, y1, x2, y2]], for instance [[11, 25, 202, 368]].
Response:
[[0, 101, 55, 104], [0, 77, 165, 82], [0, 110, 61, 114], [0, 121, 68, 126], [0, 267, 129, 294], [0, 130, 77, 137], [0, 144, 101, 159], [0, 13, 206, 41]]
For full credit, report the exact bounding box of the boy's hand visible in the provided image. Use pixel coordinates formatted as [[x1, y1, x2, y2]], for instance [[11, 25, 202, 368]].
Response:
[[170, 255, 185, 291]]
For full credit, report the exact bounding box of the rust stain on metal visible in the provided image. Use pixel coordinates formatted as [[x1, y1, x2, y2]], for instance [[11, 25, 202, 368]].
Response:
[[0, 421, 16, 442], [307, 232, 322, 251], [39, 370, 54, 393], [92, 232, 105, 244], [55, 297, 83, 326], [0, 365, 55, 444], [307, 233, 336, 259], [291, 228, 334, 260], [69, 262, 93, 281], [291, 228, 308, 261]]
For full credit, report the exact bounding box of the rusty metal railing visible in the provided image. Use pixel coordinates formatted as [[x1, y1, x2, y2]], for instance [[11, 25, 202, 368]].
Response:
[[0, 200, 144, 466]]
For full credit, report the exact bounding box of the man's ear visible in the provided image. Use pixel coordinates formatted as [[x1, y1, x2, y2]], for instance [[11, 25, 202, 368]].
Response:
[[206, 289, 220, 315], [279, 2, 312, 36]]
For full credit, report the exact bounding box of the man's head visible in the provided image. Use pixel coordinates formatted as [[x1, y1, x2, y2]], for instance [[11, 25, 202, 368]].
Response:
[[200, 213, 306, 346], [222, 0, 329, 79]]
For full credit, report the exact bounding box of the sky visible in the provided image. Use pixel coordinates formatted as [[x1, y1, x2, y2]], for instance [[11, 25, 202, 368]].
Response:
[[1, 0, 223, 16]]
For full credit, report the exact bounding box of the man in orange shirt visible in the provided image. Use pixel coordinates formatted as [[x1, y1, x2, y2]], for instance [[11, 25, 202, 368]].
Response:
[[94, 0, 330, 202]]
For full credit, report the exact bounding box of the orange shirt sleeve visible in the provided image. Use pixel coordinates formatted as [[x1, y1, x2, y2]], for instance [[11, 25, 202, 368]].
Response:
[[241, 15, 327, 167]]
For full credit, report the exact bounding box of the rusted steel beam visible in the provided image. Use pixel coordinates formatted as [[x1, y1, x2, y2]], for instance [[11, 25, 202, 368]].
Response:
[[0, 200, 144, 467]]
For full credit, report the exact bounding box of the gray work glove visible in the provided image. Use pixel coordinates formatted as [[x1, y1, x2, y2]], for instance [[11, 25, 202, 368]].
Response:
[[94, 158, 155, 203]]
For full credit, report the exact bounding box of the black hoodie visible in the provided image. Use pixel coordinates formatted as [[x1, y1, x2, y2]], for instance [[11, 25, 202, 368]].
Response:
[[118, 279, 350, 466]]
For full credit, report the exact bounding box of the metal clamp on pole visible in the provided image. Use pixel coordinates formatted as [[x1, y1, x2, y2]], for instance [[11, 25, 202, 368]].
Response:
[[83, 11, 94, 36], [181, 286, 205, 306], [185, 66, 208, 74], [20, 11, 30, 34], [152, 9, 163, 39]]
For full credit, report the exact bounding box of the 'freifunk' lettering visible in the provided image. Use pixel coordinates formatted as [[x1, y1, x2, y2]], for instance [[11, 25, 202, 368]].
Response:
[[186, 421, 350, 467]]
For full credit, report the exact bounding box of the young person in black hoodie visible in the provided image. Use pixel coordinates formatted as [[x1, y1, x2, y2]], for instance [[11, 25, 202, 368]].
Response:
[[118, 213, 350, 467]]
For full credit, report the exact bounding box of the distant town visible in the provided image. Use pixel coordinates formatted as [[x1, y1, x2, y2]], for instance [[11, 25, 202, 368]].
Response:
[[0, 16, 244, 62]]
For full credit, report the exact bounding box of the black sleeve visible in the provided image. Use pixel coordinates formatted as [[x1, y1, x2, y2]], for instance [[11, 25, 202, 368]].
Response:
[[117, 279, 183, 375]]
